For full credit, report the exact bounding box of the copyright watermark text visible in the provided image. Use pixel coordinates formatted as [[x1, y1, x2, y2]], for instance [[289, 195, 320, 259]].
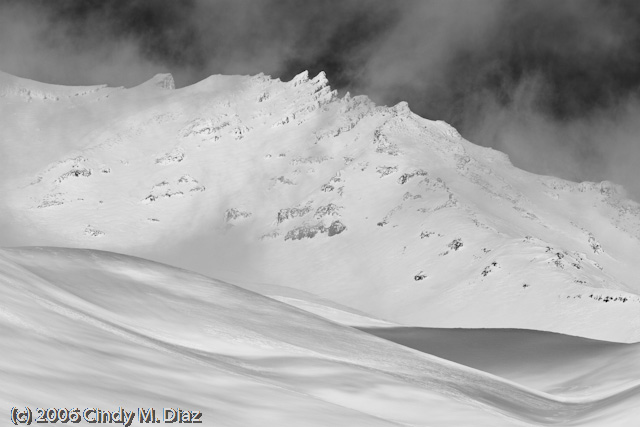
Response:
[[10, 407, 202, 425]]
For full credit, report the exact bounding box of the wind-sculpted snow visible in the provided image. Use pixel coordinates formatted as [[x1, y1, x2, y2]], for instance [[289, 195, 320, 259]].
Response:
[[3, 70, 640, 342], [2, 247, 639, 426], [0, 70, 111, 101]]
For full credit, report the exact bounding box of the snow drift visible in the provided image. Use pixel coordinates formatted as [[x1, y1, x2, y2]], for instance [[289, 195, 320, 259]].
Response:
[[2, 247, 639, 426]]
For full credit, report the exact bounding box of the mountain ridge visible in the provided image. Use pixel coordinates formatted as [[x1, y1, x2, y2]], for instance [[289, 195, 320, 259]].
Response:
[[2, 69, 640, 342]]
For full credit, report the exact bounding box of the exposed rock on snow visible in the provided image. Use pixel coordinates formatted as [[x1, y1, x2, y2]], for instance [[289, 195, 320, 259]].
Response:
[[376, 165, 398, 177], [398, 169, 428, 184], [285, 220, 346, 240], [178, 175, 197, 184], [225, 208, 252, 223], [155, 148, 185, 165], [326, 220, 347, 236], [290, 156, 330, 165], [37, 193, 66, 208], [285, 223, 325, 240], [273, 176, 295, 185], [142, 191, 184, 204], [589, 234, 603, 254], [448, 238, 464, 251], [55, 168, 92, 183], [84, 225, 105, 237], [314, 203, 342, 219], [321, 174, 343, 192], [481, 261, 499, 277], [373, 128, 400, 156], [277, 205, 313, 224], [180, 118, 226, 139], [154, 73, 174, 90]]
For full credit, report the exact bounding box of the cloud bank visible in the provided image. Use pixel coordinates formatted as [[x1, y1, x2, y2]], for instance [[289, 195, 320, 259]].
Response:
[[1, 0, 640, 199]]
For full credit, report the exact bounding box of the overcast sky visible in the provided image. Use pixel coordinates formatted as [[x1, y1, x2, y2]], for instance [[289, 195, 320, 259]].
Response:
[[2, 0, 640, 199]]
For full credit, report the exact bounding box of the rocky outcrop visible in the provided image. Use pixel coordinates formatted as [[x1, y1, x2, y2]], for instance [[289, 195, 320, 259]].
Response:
[[284, 223, 325, 241], [225, 208, 252, 223], [285, 220, 346, 241], [55, 168, 92, 183], [142, 191, 183, 204], [84, 225, 105, 237], [321, 174, 343, 193], [155, 148, 184, 165], [397, 169, 428, 185], [290, 156, 331, 166], [277, 205, 313, 224], [273, 176, 295, 185], [448, 238, 463, 251], [180, 118, 227, 139], [154, 73, 175, 90], [141, 176, 205, 204], [373, 128, 399, 156], [326, 220, 346, 236], [376, 166, 398, 178], [37, 193, 66, 208], [314, 204, 342, 219]]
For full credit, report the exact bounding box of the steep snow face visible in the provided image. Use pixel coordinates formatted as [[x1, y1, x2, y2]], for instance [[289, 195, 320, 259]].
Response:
[[2, 247, 639, 426], [3, 70, 640, 342]]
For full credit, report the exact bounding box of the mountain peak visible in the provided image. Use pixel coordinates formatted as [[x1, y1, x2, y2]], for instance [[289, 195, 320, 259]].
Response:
[[4, 69, 640, 343], [136, 73, 175, 90]]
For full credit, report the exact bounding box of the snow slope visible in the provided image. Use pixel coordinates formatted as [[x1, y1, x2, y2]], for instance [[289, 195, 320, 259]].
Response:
[[2, 247, 639, 426], [2, 70, 640, 342], [362, 327, 640, 397]]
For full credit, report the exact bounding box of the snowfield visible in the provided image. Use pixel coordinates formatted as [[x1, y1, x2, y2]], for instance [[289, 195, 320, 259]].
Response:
[[1, 69, 640, 425], [1, 247, 639, 426]]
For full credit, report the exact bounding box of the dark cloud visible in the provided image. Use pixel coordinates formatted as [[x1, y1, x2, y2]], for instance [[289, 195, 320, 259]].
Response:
[[0, 0, 399, 86], [358, 0, 640, 199], [2, 0, 640, 198]]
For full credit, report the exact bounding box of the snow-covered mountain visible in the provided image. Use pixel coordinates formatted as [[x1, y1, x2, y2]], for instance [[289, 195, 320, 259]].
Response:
[[2, 70, 640, 342]]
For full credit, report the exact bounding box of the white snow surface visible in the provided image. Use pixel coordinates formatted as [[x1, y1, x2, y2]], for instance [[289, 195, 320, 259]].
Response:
[[1, 246, 639, 426], [2, 70, 640, 344]]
